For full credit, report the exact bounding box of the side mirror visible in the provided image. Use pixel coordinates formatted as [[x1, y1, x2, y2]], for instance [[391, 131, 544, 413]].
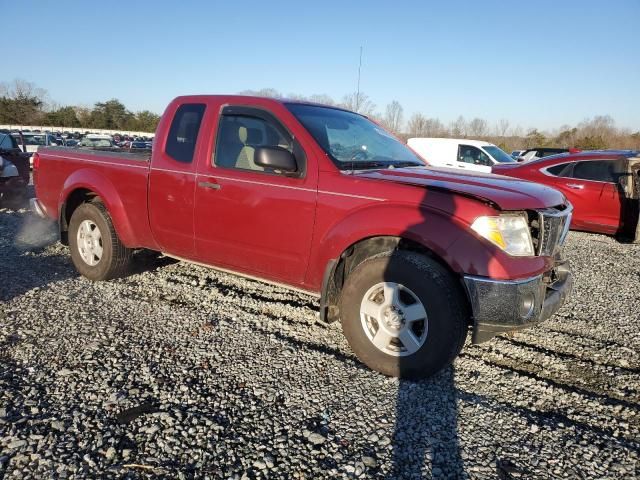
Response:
[[254, 146, 297, 172]]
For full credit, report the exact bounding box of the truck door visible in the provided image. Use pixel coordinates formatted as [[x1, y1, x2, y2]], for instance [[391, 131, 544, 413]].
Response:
[[546, 159, 623, 234], [193, 105, 317, 286], [148, 103, 206, 257], [568, 160, 623, 234]]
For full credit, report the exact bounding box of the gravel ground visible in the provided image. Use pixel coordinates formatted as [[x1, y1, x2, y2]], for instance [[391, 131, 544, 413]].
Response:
[[1, 200, 639, 479]]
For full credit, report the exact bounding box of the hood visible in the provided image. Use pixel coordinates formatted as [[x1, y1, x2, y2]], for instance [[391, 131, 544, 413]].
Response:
[[355, 166, 565, 210]]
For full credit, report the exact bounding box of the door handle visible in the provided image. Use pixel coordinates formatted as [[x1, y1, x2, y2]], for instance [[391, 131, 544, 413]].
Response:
[[566, 183, 584, 190], [198, 181, 221, 190]]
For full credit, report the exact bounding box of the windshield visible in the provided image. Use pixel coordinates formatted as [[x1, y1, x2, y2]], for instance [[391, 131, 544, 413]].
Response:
[[483, 145, 515, 163], [286, 104, 424, 170]]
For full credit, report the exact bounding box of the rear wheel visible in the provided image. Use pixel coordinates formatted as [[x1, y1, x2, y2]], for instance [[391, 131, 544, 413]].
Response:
[[68, 201, 132, 280], [339, 251, 468, 379]]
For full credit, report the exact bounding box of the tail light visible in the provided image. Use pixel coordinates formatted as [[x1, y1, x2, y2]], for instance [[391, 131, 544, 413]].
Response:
[[32, 153, 40, 170]]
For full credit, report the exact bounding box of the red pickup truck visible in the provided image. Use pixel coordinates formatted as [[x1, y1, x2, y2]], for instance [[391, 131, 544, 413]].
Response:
[[31, 95, 573, 378]]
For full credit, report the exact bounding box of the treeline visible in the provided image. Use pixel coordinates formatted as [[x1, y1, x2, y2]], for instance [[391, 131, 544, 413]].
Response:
[[2, 79, 639, 149], [241, 88, 640, 152], [0, 79, 160, 132]]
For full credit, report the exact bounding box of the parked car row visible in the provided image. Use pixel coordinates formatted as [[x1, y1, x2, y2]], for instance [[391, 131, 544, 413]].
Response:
[[0, 130, 155, 158]]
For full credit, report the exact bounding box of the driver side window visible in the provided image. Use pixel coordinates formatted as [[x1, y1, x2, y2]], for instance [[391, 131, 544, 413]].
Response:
[[458, 145, 491, 166], [214, 114, 292, 173]]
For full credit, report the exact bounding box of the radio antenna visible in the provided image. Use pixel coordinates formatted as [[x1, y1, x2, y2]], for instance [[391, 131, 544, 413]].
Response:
[[355, 46, 363, 112]]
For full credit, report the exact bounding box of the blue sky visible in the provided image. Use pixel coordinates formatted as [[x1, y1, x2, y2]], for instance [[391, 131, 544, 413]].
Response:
[[5, 0, 640, 131]]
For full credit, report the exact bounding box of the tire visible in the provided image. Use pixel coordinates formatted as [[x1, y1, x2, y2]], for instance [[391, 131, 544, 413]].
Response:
[[68, 201, 133, 281], [339, 251, 468, 379]]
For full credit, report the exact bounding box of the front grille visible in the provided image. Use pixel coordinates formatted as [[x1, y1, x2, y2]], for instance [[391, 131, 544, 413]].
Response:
[[530, 205, 572, 257]]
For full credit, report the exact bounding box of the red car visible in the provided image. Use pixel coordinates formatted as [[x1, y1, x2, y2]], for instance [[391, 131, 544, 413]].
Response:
[[31, 95, 573, 378], [493, 151, 640, 238]]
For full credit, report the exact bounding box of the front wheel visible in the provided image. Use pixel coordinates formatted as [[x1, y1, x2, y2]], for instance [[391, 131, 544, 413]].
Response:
[[339, 251, 469, 379], [68, 201, 133, 280]]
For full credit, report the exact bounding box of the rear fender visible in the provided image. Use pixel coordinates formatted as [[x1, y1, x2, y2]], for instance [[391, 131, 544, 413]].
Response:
[[59, 168, 136, 246]]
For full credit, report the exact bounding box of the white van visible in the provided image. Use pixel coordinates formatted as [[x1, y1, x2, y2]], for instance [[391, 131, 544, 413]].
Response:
[[407, 138, 515, 173]]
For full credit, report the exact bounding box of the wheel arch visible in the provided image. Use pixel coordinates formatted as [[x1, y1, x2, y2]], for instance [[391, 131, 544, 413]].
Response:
[[319, 234, 469, 324], [58, 169, 136, 247]]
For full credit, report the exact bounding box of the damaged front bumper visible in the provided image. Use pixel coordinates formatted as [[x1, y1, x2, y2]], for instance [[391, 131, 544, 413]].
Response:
[[464, 261, 573, 344]]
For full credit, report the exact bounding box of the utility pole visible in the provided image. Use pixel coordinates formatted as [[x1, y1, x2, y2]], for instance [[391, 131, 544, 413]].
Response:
[[356, 46, 363, 112]]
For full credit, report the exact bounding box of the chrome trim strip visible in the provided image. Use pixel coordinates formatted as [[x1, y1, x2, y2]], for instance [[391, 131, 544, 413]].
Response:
[[154, 170, 385, 200], [463, 273, 543, 285], [39, 153, 149, 169], [318, 190, 384, 201]]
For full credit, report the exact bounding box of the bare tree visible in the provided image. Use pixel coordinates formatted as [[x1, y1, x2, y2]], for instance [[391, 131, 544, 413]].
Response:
[[467, 117, 488, 137], [497, 118, 510, 137], [407, 113, 428, 137], [341, 92, 376, 116], [0, 78, 49, 124], [0, 79, 48, 103], [577, 115, 617, 145], [407, 114, 449, 137], [309, 94, 336, 106], [450, 115, 467, 137], [238, 88, 283, 98], [382, 101, 404, 133], [424, 118, 447, 137]]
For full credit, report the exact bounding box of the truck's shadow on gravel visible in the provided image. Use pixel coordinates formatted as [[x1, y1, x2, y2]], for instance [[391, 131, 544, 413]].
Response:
[[392, 368, 463, 478], [387, 187, 468, 479]]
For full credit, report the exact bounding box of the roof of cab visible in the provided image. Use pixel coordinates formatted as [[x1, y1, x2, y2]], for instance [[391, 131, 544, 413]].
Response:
[[171, 94, 361, 115]]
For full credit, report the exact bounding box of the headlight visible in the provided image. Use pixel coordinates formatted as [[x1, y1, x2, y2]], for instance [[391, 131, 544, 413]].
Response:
[[471, 213, 534, 256]]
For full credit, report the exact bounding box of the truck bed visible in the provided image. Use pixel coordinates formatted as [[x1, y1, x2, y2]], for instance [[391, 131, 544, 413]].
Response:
[[35, 146, 156, 248]]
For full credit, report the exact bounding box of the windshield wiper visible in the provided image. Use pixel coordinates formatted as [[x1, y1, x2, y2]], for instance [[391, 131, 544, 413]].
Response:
[[388, 161, 424, 168], [339, 160, 425, 171], [339, 160, 387, 170]]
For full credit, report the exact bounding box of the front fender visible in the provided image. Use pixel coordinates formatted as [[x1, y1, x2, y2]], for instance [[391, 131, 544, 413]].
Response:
[[307, 201, 473, 289], [59, 168, 137, 246], [308, 197, 553, 288]]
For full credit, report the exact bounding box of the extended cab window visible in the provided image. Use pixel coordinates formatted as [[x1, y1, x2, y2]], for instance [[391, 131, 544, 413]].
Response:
[[458, 145, 491, 166], [165, 103, 205, 163], [572, 160, 617, 183], [214, 114, 292, 173]]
